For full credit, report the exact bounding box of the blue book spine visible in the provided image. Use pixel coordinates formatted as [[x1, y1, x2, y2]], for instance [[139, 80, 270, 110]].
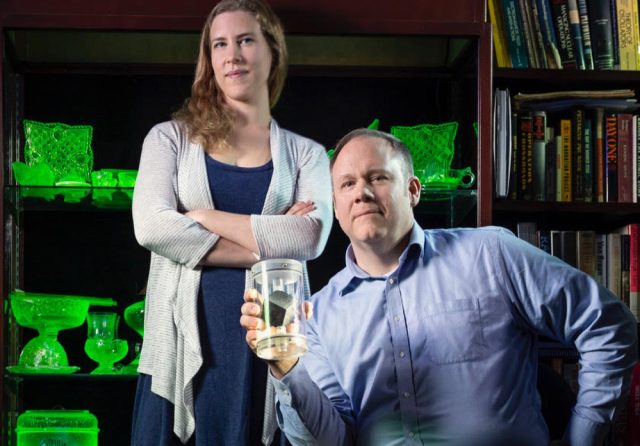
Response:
[[586, 0, 614, 69], [536, 0, 564, 68], [567, 0, 587, 69], [577, 0, 595, 69], [501, 0, 530, 67]]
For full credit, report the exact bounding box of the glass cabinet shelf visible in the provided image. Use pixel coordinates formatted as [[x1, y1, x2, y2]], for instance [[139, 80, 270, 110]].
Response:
[[4, 186, 133, 212], [416, 189, 477, 228]]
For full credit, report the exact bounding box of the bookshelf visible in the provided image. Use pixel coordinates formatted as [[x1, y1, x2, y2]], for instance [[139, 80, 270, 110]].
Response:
[[0, 1, 490, 445]]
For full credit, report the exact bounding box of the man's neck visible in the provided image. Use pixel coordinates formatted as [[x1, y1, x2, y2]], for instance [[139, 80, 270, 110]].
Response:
[[351, 230, 412, 276]]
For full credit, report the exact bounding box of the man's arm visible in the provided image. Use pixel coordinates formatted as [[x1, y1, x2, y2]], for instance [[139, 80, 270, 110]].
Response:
[[241, 290, 356, 445], [495, 231, 638, 446]]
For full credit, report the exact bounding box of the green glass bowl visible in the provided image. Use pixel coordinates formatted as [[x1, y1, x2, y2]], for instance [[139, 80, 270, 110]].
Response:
[[8, 291, 116, 372]]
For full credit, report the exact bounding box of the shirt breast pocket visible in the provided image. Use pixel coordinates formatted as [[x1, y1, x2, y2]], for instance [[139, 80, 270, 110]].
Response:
[[423, 298, 488, 364]]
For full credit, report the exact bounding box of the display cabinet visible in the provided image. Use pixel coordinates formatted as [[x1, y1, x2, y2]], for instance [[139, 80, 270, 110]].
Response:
[[1, 1, 491, 444]]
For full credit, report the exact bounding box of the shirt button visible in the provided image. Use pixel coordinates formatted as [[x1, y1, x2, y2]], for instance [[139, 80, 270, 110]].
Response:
[[408, 432, 415, 438], [403, 392, 410, 398], [399, 351, 405, 358], [389, 278, 395, 284], [394, 315, 400, 322]]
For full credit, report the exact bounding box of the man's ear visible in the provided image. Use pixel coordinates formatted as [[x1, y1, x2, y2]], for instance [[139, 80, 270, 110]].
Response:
[[408, 176, 421, 207]]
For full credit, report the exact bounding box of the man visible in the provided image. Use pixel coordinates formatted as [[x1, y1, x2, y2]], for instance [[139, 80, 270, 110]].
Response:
[[241, 128, 638, 445]]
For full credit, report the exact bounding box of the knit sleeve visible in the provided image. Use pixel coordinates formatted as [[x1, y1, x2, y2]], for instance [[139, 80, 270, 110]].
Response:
[[250, 139, 332, 261], [132, 123, 218, 268]]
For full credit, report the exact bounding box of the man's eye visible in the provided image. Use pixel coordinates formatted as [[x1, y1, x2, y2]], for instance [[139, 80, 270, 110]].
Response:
[[341, 181, 354, 189]]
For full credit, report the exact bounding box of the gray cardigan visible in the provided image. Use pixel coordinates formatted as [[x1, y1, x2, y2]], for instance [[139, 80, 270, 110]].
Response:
[[132, 119, 333, 443]]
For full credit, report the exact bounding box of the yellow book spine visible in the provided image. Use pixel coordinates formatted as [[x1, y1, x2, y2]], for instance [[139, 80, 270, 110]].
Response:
[[631, 0, 640, 70], [616, 0, 637, 70], [489, 0, 512, 68]]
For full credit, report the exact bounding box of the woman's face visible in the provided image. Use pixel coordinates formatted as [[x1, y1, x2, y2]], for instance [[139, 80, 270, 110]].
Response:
[[209, 10, 273, 107]]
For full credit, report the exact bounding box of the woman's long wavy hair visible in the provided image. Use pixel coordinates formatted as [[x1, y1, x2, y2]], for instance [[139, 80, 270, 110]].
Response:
[[173, 0, 287, 152]]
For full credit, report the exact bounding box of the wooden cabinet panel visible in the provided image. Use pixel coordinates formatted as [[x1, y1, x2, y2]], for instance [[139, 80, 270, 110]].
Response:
[[0, 0, 485, 30]]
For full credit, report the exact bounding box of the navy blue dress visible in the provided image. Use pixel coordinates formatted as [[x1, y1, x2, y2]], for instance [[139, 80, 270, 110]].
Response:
[[132, 155, 288, 446]]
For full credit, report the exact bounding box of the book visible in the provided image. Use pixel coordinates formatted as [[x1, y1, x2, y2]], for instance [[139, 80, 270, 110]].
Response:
[[621, 233, 630, 306], [606, 112, 618, 202], [501, 0, 530, 67], [532, 111, 547, 200], [545, 127, 557, 201], [607, 232, 622, 298], [555, 133, 564, 201], [560, 118, 573, 201], [535, 0, 564, 68], [571, 108, 585, 200], [611, 0, 620, 69], [567, 0, 587, 69], [489, 0, 512, 67], [529, 0, 550, 68], [561, 230, 578, 267], [538, 229, 552, 254], [494, 88, 513, 197], [518, 114, 534, 200], [583, 116, 594, 201], [551, 0, 578, 68], [628, 223, 640, 320], [616, 113, 633, 203], [615, 0, 637, 70], [586, 0, 615, 69], [517, 221, 539, 245], [577, 230, 597, 277], [513, 89, 635, 102], [576, 0, 595, 69], [594, 107, 606, 202], [635, 115, 640, 203], [595, 232, 608, 285], [509, 111, 520, 199], [519, 0, 542, 67]]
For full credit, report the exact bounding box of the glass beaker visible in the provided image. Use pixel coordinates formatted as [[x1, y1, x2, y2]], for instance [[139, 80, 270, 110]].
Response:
[[251, 259, 307, 360]]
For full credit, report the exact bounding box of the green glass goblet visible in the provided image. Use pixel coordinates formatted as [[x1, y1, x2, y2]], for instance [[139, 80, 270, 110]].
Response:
[[122, 300, 144, 375], [84, 312, 128, 374]]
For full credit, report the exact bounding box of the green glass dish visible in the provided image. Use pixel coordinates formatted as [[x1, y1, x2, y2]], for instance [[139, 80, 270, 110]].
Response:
[[16, 410, 99, 446], [8, 291, 116, 374]]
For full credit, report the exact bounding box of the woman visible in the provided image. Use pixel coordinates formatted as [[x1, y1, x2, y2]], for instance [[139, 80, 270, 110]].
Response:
[[130, 0, 332, 444]]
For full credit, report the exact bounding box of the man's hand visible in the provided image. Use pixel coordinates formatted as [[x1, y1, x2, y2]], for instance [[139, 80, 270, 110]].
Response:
[[285, 200, 315, 216], [240, 288, 313, 379]]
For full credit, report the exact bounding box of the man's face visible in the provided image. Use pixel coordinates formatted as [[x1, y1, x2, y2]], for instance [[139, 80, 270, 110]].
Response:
[[331, 136, 420, 250]]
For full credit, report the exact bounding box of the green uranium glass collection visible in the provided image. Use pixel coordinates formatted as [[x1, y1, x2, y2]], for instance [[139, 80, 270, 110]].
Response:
[[7, 291, 146, 375], [8, 291, 116, 374], [13, 120, 138, 204]]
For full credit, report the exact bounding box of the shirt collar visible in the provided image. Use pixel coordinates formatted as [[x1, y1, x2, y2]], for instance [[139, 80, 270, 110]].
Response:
[[338, 221, 425, 296]]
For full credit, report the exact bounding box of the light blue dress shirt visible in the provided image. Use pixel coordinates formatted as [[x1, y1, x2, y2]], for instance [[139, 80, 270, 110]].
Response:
[[270, 223, 638, 446]]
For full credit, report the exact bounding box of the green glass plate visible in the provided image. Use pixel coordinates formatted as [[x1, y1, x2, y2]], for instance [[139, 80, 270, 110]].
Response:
[[7, 365, 80, 375]]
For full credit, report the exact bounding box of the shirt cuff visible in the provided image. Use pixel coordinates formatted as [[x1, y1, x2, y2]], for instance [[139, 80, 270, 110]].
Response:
[[563, 413, 609, 446]]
